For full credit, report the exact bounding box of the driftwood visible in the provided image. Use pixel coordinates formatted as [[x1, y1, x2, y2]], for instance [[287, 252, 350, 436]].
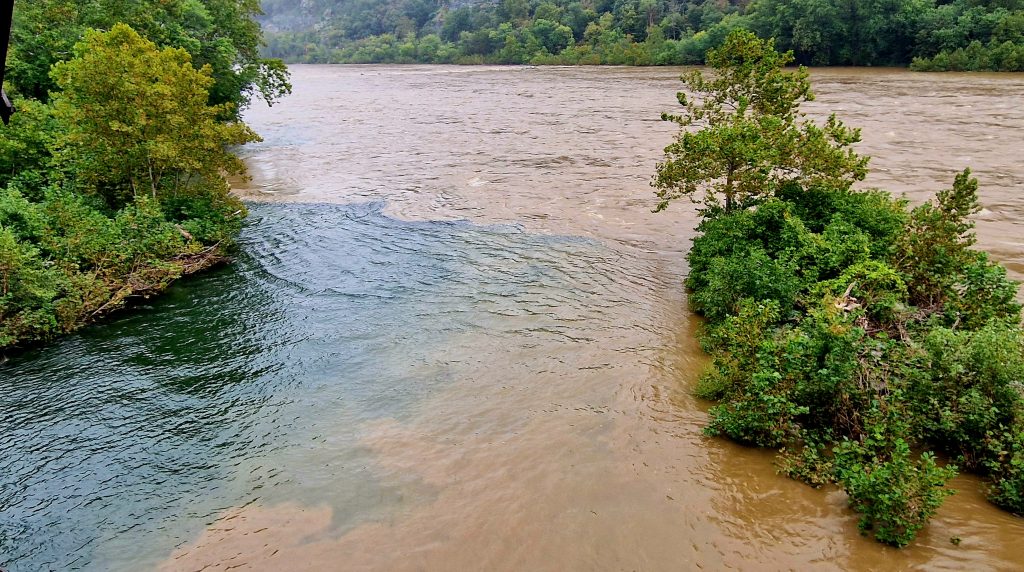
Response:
[[174, 242, 228, 274], [87, 243, 228, 321], [834, 281, 861, 313], [175, 224, 194, 241]]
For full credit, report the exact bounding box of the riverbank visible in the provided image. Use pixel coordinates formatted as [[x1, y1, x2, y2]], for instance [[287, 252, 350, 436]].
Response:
[[0, 191, 244, 354], [260, 1, 1024, 72], [0, 17, 282, 354], [1, 245, 229, 353]]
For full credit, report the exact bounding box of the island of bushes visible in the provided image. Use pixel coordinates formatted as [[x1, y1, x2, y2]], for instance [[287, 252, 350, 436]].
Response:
[[655, 31, 1024, 546]]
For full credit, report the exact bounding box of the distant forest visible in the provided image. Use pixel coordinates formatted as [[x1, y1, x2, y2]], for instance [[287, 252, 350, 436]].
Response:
[[259, 0, 1024, 70]]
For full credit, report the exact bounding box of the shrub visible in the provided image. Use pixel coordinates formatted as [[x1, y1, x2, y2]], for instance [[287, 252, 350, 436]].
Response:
[[779, 432, 836, 487], [706, 370, 808, 447], [0, 226, 61, 345], [835, 435, 957, 547], [816, 261, 909, 326], [984, 429, 1024, 514], [685, 176, 1021, 545], [910, 325, 1024, 467], [690, 247, 801, 321], [946, 252, 1022, 329]]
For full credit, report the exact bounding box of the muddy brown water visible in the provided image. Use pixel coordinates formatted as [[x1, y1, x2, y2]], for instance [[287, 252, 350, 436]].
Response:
[[234, 65, 1024, 280], [3, 66, 1022, 572], [220, 66, 1024, 571]]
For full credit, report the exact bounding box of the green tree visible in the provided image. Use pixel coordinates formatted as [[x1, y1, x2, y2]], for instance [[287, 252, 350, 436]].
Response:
[[498, 0, 530, 23], [530, 19, 575, 54], [7, 0, 291, 113], [50, 24, 260, 207], [441, 7, 474, 42], [750, 0, 846, 65], [1, 7, 274, 350], [653, 30, 868, 212]]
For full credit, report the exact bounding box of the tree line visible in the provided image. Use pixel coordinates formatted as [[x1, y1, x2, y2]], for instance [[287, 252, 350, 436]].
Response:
[[258, 0, 1024, 70], [0, 1, 289, 350]]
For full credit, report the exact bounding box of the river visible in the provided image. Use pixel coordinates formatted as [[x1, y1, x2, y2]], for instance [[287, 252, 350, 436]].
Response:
[[2, 65, 1023, 571]]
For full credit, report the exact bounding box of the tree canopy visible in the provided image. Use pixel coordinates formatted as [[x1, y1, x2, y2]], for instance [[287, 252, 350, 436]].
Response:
[[256, 0, 1024, 70], [653, 31, 868, 213], [1, 4, 283, 350], [51, 24, 259, 206], [9, 0, 291, 114]]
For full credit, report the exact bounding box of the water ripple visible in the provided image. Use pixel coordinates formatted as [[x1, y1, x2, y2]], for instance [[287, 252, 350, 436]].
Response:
[[1, 201, 672, 571]]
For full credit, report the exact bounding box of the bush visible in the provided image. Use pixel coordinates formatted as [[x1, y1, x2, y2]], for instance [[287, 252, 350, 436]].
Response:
[[656, 28, 1024, 549], [691, 247, 801, 321], [984, 429, 1024, 514], [816, 261, 909, 325], [706, 370, 808, 447], [685, 174, 1022, 545], [910, 325, 1024, 467], [0, 226, 61, 345], [779, 433, 835, 488], [835, 435, 957, 547], [946, 252, 1022, 329]]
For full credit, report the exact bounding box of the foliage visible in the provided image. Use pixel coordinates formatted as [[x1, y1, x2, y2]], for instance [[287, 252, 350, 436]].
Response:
[[984, 428, 1024, 514], [894, 169, 982, 308], [653, 31, 867, 213], [779, 433, 835, 487], [256, 0, 1024, 71], [911, 325, 1024, 466], [8, 0, 291, 113], [668, 29, 1024, 547], [51, 25, 259, 207], [706, 370, 809, 447], [683, 169, 1023, 545], [835, 430, 957, 547], [912, 40, 1024, 71], [0, 100, 60, 198], [749, 0, 926, 66], [0, 224, 61, 347], [1, 15, 271, 351]]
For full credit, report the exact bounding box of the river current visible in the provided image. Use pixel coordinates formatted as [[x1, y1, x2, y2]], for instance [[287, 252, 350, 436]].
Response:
[[2, 65, 1023, 571]]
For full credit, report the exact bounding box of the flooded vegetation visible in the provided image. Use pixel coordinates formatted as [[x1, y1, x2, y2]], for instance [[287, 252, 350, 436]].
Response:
[[3, 65, 1024, 570]]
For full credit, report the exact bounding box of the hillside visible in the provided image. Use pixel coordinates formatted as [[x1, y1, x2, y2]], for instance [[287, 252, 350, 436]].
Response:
[[258, 0, 1024, 70]]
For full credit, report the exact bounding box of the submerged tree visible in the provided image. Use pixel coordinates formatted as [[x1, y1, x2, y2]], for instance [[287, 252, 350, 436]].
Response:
[[653, 30, 869, 213]]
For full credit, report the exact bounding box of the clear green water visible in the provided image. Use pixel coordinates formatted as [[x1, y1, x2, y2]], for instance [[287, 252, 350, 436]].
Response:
[[1, 201, 637, 571]]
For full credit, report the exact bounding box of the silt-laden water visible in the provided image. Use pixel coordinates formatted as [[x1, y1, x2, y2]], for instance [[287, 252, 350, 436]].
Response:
[[2, 65, 1024, 571]]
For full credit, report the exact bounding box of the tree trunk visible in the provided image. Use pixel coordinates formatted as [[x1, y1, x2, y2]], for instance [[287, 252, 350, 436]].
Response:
[[725, 169, 735, 211], [148, 162, 157, 199]]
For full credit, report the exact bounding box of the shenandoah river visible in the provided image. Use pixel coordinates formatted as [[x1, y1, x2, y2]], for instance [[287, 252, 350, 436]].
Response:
[[3, 65, 1024, 571]]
